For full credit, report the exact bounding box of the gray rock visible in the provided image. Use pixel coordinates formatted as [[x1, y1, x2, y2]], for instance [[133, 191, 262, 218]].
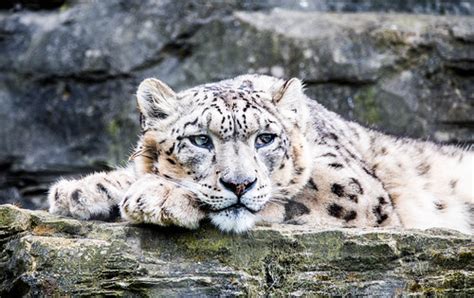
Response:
[[0, 204, 472, 296], [0, 1, 472, 208]]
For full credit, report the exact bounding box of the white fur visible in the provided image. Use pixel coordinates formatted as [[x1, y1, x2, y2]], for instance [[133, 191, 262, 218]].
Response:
[[209, 209, 257, 233]]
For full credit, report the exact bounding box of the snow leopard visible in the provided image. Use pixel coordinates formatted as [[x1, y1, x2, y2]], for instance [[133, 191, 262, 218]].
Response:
[[48, 74, 473, 234]]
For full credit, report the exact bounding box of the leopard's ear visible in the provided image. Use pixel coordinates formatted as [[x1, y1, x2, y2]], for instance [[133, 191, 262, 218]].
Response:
[[272, 78, 308, 124], [136, 78, 178, 127]]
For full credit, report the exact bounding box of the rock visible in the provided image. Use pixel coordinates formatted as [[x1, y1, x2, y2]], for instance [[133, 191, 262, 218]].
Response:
[[0, 1, 473, 208], [0, 204, 472, 296]]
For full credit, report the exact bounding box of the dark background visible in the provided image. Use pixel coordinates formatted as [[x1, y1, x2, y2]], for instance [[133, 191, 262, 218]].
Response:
[[0, 0, 472, 210]]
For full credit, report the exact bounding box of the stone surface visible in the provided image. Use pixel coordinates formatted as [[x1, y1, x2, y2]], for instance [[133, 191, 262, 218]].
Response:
[[0, 1, 473, 208], [0, 204, 472, 296]]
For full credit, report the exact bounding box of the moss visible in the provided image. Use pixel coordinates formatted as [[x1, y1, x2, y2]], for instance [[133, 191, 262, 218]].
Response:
[[179, 231, 231, 258], [106, 119, 120, 137], [407, 280, 422, 292], [353, 86, 381, 125], [442, 272, 471, 289], [0, 204, 31, 233], [106, 119, 122, 165], [430, 248, 474, 270], [373, 29, 408, 49], [59, 2, 70, 12]]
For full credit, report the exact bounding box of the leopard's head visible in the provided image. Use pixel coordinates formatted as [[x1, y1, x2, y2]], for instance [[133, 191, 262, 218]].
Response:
[[133, 75, 311, 232]]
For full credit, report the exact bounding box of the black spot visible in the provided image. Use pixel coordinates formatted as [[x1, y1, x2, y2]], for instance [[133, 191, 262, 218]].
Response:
[[373, 205, 388, 224], [294, 167, 305, 175], [96, 183, 113, 201], [322, 152, 337, 157], [165, 143, 175, 155], [166, 158, 176, 165], [331, 183, 345, 197], [54, 190, 59, 201], [71, 190, 81, 203], [122, 196, 130, 205], [348, 195, 358, 203], [307, 179, 319, 191], [327, 203, 344, 218], [434, 201, 446, 210], [343, 210, 357, 221], [329, 163, 343, 169], [378, 197, 387, 205], [89, 205, 121, 222], [284, 200, 310, 221], [449, 179, 458, 189], [279, 163, 285, 170]]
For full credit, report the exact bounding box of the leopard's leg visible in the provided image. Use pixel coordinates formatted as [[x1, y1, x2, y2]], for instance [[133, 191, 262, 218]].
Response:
[[120, 175, 205, 229], [48, 167, 135, 220]]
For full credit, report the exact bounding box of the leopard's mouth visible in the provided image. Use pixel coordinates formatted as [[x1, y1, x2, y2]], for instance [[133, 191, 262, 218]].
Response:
[[209, 203, 259, 214]]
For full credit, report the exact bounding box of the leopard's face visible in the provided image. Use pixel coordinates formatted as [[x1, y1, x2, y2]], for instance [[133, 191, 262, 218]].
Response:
[[134, 75, 310, 232]]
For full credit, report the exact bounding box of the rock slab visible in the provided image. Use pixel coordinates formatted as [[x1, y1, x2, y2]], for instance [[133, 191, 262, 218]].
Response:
[[0, 204, 472, 296]]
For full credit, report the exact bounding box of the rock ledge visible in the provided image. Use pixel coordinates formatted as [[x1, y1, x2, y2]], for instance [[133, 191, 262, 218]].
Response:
[[0, 204, 472, 296]]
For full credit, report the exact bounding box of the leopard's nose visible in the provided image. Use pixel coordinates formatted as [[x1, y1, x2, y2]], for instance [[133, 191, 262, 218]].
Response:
[[219, 177, 257, 197]]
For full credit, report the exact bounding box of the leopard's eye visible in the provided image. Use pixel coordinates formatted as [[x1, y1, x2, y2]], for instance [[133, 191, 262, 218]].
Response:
[[255, 133, 276, 149], [189, 135, 213, 149]]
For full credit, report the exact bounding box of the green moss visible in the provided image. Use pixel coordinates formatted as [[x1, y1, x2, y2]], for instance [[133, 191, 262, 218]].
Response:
[[180, 232, 231, 256], [407, 280, 422, 292], [106, 119, 120, 137], [0, 204, 31, 233], [430, 247, 474, 270], [59, 2, 70, 12], [442, 272, 471, 289], [373, 29, 407, 48], [353, 86, 381, 125], [105, 119, 129, 166]]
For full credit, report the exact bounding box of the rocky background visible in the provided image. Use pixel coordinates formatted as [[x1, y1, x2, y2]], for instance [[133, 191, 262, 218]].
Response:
[[0, 1, 473, 209]]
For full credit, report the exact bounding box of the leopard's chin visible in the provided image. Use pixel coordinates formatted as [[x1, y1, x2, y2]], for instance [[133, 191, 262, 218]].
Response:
[[209, 206, 256, 233]]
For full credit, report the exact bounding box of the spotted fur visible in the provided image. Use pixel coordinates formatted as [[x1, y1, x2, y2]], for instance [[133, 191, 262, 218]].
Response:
[[48, 75, 473, 234]]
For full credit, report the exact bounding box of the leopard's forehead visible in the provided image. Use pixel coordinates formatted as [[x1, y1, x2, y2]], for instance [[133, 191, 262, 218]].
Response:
[[183, 78, 265, 101], [177, 74, 283, 101], [175, 78, 281, 140]]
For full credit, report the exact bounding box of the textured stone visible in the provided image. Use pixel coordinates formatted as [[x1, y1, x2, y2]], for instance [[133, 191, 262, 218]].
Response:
[[0, 204, 472, 296]]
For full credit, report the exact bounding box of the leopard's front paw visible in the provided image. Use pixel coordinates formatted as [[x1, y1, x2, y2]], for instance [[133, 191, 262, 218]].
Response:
[[48, 175, 120, 220], [120, 176, 205, 229]]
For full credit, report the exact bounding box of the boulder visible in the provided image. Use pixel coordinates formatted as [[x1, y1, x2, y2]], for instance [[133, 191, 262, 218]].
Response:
[[0, 204, 472, 296], [0, 1, 472, 209]]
